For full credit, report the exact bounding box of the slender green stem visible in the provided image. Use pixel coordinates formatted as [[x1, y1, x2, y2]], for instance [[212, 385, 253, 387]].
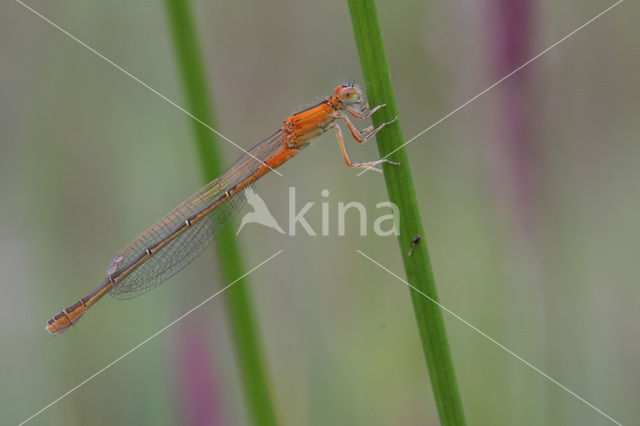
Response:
[[163, 2, 278, 425], [347, 1, 466, 424]]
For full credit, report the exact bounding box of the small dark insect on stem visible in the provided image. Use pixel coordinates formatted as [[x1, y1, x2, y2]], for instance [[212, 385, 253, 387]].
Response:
[[408, 234, 422, 256]]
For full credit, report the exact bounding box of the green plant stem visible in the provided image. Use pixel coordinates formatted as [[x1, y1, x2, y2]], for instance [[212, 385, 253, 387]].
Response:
[[347, 1, 466, 424], [163, 2, 278, 425]]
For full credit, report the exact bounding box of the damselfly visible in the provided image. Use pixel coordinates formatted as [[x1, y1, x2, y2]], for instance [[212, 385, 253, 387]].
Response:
[[46, 83, 398, 335]]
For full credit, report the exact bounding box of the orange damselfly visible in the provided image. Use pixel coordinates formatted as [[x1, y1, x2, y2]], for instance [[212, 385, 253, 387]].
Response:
[[46, 83, 398, 335]]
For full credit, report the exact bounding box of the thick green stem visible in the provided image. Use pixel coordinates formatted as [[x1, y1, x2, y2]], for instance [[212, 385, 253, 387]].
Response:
[[163, 1, 278, 425], [347, 1, 466, 424]]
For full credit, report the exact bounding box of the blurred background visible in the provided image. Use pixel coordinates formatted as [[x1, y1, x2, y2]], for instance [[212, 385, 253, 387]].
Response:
[[1, 0, 637, 424]]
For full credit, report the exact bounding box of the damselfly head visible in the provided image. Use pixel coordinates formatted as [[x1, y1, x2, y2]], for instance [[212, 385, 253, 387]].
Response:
[[334, 84, 362, 105]]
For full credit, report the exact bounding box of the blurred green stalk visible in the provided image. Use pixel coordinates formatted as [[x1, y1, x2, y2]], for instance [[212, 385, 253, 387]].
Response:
[[347, 1, 466, 424], [163, 1, 278, 425]]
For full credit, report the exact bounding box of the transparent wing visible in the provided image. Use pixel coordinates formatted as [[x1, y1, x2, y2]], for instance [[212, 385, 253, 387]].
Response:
[[109, 189, 250, 299], [107, 130, 285, 299]]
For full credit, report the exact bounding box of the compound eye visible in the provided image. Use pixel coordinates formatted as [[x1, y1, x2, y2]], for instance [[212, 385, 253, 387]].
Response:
[[342, 88, 355, 99], [334, 85, 359, 102]]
